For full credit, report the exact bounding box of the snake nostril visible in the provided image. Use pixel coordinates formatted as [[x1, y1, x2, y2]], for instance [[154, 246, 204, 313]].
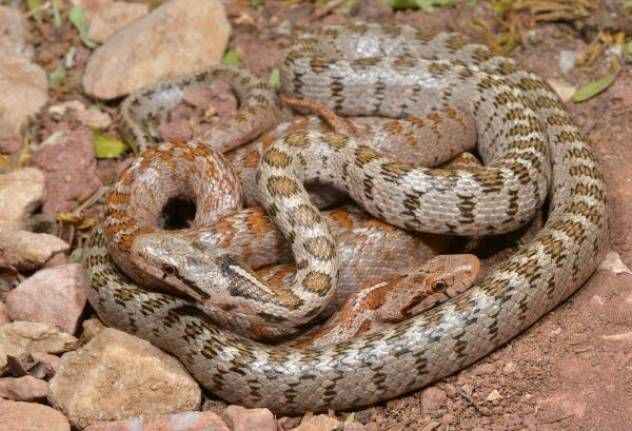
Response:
[[161, 196, 197, 230]]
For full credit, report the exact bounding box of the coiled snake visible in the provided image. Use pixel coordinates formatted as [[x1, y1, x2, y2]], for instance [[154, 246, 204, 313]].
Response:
[[83, 23, 609, 413]]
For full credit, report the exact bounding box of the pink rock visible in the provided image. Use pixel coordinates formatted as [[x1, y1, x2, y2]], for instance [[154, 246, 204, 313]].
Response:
[[292, 414, 340, 431], [87, 1, 149, 43], [0, 56, 48, 141], [30, 352, 62, 379], [48, 329, 201, 429], [223, 405, 276, 431], [31, 126, 102, 215], [0, 375, 48, 401], [83, 0, 231, 99], [5, 264, 88, 334], [0, 6, 32, 58], [5, 351, 61, 380], [84, 411, 230, 431], [0, 167, 45, 231], [0, 135, 21, 154], [48, 100, 112, 129], [0, 321, 77, 369], [421, 386, 448, 413], [0, 400, 70, 431]]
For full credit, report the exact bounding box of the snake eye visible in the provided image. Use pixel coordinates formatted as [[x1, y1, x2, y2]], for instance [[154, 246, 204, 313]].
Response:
[[161, 264, 178, 278], [433, 280, 447, 292]]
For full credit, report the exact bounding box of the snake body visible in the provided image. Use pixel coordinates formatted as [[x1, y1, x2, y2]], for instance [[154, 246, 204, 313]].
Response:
[[84, 23, 608, 414]]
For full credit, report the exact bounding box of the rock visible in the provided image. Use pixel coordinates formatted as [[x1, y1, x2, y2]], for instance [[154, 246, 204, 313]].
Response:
[[231, 32, 284, 76], [599, 251, 632, 275], [6, 351, 60, 380], [80, 318, 105, 343], [85, 411, 231, 431], [343, 422, 372, 431], [0, 6, 31, 58], [503, 361, 517, 374], [48, 328, 201, 429], [49, 101, 112, 129], [83, 0, 231, 99], [86, 1, 149, 43], [0, 136, 21, 154], [0, 400, 70, 431], [223, 405, 276, 431], [0, 168, 45, 232], [0, 375, 48, 401], [0, 230, 69, 271], [558, 49, 576, 74], [421, 387, 447, 413], [420, 421, 440, 431], [0, 321, 77, 369], [0, 55, 48, 141], [31, 127, 102, 215], [5, 264, 88, 334], [472, 363, 495, 376], [440, 413, 455, 425], [30, 352, 61, 379], [547, 78, 576, 103], [486, 389, 503, 402], [538, 391, 587, 422], [44, 252, 70, 268], [0, 7, 45, 152], [292, 413, 340, 431]]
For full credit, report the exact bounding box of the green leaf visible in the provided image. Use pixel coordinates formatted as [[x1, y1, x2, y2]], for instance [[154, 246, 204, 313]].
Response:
[[222, 49, 240, 66], [491, 0, 514, 14], [27, 0, 43, 22], [51, 0, 63, 28], [387, 0, 455, 11], [268, 68, 281, 90], [69, 5, 97, 48], [624, 40, 632, 64], [69, 247, 84, 263], [48, 64, 66, 88], [250, 0, 264, 7], [572, 72, 617, 103], [93, 131, 128, 158]]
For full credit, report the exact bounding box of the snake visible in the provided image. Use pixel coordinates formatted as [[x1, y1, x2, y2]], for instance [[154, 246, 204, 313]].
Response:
[[83, 23, 609, 414]]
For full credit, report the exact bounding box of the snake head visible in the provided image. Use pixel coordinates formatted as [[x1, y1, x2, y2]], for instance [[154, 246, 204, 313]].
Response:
[[129, 231, 273, 319], [130, 231, 230, 303]]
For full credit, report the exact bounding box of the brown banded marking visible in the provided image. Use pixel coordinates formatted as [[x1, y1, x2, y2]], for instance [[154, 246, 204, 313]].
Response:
[[303, 236, 335, 261], [262, 148, 292, 168], [266, 176, 301, 198], [302, 271, 333, 296], [354, 145, 381, 167]]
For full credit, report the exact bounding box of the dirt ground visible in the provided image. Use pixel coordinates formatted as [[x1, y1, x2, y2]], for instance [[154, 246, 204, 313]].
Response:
[[4, 0, 632, 430]]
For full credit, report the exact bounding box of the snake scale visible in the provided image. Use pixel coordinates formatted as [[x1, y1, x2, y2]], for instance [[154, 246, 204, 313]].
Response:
[[84, 23, 609, 414]]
